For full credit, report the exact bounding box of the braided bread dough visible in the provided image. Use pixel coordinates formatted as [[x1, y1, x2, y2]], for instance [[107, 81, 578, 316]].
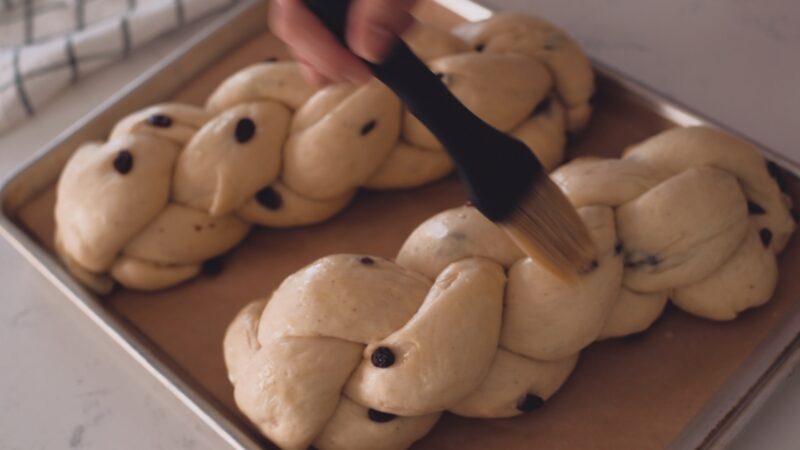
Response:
[[54, 14, 592, 293], [453, 13, 595, 131], [224, 126, 795, 450]]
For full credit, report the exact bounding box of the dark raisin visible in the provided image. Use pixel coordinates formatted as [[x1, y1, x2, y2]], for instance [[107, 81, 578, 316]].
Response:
[[760, 228, 773, 248], [543, 33, 561, 51], [367, 409, 396, 423], [113, 150, 134, 174], [235, 118, 256, 143], [194, 224, 202, 232], [360, 256, 375, 265], [767, 160, 780, 177], [516, 394, 544, 412], [474, 43, 485, 52], [255, 186, 282, 210], [614, 241, 623, 255], [583, 259, 599, 273], [264, 56, 278, 62], [747, 201, 766, 215], [202, 257, 224, 276], [766, 160, 788, 192], [146, 114, 172, 128], [371, 347, 395, 368], [360, 120, 377, 136], [625, 254, 659, 268], [531, 97, 552, 117]]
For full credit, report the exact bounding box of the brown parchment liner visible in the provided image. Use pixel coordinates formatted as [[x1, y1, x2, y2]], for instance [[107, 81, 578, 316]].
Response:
[[13, 2, 800, 449]]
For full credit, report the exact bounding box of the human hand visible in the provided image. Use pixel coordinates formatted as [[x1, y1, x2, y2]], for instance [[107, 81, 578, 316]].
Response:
[[270, 0, 418, 86]]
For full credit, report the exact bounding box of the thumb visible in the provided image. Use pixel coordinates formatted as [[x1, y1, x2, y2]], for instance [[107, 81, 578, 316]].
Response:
[[346, 0, 417, 63]]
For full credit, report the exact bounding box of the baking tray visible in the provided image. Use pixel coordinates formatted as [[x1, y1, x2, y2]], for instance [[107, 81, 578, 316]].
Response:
[[1, 0, 799, 449]]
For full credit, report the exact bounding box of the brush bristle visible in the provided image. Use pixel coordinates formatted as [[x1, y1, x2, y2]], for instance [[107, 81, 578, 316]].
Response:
[[499, 175, 595, 281]]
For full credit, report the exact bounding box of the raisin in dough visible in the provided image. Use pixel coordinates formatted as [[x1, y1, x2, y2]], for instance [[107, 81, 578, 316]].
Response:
[[672, 223, 778, 321], [402, 53, 552, 151], [617, 166, 749, 292], [224, 255, 443, 450], [623, 126, 795, 252], [403, 21, 471, 61], [282, 80, 402, 199], [551, 126, 794, 321], [225, 126, 795, 450], [454, 13, 594, 131], [56, 104, 251, 291], [110, 103, 211, 143], [224, 203, 621, 448], [173, 102, 291, 216], [399, 51, 567, 172], [501, 205, 623, 361], [56, 135, 180, 273], [236, 182, 355, 228], [55, 13, 593, 292], [448, 351, 578, 418]]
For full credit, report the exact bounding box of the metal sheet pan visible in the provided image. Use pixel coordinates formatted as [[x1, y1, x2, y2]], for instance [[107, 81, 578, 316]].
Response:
[[0, 1, 797, 449]]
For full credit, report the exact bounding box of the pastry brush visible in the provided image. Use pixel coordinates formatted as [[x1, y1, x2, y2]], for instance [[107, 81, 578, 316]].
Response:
[[302, 0, 595, 278]]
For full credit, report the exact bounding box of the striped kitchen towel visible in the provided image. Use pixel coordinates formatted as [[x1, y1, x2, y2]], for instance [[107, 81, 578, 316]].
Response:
[[0, 0, 242, 136]]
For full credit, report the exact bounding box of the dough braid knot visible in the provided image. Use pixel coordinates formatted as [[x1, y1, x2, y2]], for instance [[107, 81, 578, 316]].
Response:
[[224, 125, 795, 450], [54, 13, 593, 293]]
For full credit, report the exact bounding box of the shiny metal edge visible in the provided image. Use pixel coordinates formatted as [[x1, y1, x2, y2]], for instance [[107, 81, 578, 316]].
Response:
[[589, 60, 800, 177], [0, 0, 797, 449]]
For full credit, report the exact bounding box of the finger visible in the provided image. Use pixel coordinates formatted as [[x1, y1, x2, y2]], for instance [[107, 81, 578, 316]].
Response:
[[299, 62, 332, 87], [271, 0, 371, 83], [291, 49, 334, 87], [290, 42, 354, 86], [347, 0, 418, 63]]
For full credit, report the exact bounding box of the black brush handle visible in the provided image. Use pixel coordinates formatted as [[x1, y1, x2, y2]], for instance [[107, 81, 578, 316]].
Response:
[[303, 0, 542, 220]]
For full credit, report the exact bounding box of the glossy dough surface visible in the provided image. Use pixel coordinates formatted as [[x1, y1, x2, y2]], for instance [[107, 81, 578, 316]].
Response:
[[54, 13, 593, 293], [225, 126, 795, 449]]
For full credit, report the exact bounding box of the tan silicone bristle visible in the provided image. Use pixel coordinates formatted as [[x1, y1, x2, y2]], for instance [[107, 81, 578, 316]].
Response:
[[499, 176, 595, 281]]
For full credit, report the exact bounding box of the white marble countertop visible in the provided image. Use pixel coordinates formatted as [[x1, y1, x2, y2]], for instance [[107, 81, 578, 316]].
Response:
[[1, 0, 798, 449]]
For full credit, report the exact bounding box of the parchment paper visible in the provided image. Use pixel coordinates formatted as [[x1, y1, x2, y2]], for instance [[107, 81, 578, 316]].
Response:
[[15, 2, 800, 448]]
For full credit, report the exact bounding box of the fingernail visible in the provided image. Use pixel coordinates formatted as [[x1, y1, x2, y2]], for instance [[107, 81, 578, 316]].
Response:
[[354, 25, 393, 63]]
